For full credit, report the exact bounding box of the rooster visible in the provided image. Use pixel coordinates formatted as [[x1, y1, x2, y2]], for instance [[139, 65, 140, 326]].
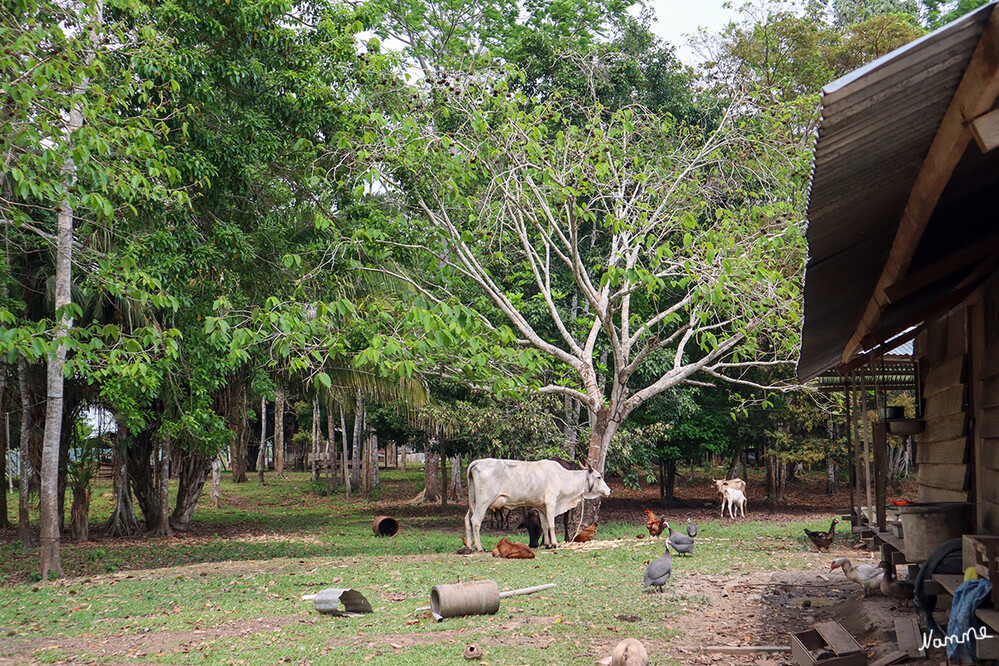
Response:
[[804, 518, 839, 552], [644, 509, 664, 538], [572, 522, 597, 543]]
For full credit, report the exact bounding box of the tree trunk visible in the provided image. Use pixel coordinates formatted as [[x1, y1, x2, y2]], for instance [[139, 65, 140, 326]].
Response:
[[424, 448, 441, 503], [127, 429, 158, 532], [563, 395, 581, 460], [371, 433, 379, 488], [326, 401, 337, 492], [826, 457, 838, 495], [170, 450, 210, 531], [274, 384, 285, 478], [579, 408, 620, 528], [765, 456, 787, 501], [0, 370, 7, 529], [210, 456, 221, 509], [257, 396, 266, 485], [69, 485, 89, 542], [311, 397, 320, 483], [150, 436, 173, 537], [438, 440, 448, 507], [352, 397, 364, 490], [104, 428, 141, 537], [229, 379, 248, 483], [663, 459, 678, 508], [727, 442, 745, 480], [17, 356, 35, 546], [340, 403, 350, 497], [448, 454, 461, 502]]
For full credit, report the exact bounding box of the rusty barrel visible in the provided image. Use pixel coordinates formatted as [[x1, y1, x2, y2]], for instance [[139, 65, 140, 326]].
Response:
[[430, 580, 501, 620], [372, 516, 399, 537]]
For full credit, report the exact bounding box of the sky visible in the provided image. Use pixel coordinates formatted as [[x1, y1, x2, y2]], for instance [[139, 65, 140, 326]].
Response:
[[644, 0, 741, 62]]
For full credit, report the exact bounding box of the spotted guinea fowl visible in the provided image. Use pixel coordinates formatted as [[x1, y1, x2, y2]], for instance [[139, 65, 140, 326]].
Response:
[[686, 518, 698, 537], [830, 557, 883, 597], [804, 518, 839, 552], [880, 560, 915, 606], [665, 522, 694, 556], [643, 538, 673, 593]]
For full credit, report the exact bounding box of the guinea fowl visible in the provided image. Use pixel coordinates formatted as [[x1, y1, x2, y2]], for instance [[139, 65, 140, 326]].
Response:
[[644, 509, 664, 538], [665, 522, 694, 556], [804, 518, 839, 552], [830, 557, 883, 597], [880, 560, 915, 606], [686, 519, 698, 537], [643, 538, 673, 592]]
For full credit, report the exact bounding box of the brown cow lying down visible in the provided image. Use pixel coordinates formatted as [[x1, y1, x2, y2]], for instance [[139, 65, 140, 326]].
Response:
[[492, 537, 535, 559]]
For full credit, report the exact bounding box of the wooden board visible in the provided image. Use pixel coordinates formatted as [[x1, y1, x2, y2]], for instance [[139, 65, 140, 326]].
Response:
[[869, 651, 906, 666], [981, 502, 999, 534], [917, 463, 968, 491], [918, 484, 970, 503], [978, 341, 999, 380], [983, 440, 999, 470], [893, 617, 925, 658], [916, 437, 968, 464], [979, 405, 999, 440], [980, 376, 999, 410], [923, 355, 966, 397], [947, 310, 967, 361], [919, 412, 968, 442], [814, 621, 864, 656], [923, 384, 966, 417], [981, 469, 999, 504]]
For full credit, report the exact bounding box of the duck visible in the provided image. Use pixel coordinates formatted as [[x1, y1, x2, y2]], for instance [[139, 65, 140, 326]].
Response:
[[664, 522, 694, 556], [830, 557, 883, 597], [804, 518, 839, 552], [686, 518, 698, 537], [643, 539, 673, 593], [880, 560, 915, 606]]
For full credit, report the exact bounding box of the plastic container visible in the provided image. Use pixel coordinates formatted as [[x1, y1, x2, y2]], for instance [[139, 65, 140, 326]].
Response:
[[897, 502, 974, 562]]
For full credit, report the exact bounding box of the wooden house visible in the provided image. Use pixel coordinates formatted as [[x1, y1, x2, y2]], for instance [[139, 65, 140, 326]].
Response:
[[799, 1, 999, 655]]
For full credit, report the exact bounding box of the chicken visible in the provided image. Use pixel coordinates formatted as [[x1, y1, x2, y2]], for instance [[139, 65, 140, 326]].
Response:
[[644, 509, 664, 537], [880, 560, 914, 606], [804, 518, 839, 552], [830, 557, 883, 597], [643, 539, 673, 592], [571, 522, 597, 543], [664, 522, 694, 556]]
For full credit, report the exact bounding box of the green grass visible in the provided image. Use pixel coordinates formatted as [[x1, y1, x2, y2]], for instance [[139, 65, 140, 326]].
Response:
[[0, 468, 844, 664]]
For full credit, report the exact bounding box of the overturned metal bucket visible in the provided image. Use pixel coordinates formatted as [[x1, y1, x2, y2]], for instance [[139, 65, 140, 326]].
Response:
[[372, 515, 399, 537]]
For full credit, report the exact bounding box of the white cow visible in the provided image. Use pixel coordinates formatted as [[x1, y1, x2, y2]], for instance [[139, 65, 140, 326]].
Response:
[[721, 486, 747, 519], [464, 458, 611, 551]]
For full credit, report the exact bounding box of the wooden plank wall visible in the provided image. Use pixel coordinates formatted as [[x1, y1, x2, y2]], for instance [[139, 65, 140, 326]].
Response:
[[976, 278, 999, 533], [915, 308, 971, 502]]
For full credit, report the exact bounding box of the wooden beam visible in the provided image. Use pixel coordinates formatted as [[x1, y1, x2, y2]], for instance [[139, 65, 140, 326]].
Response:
[[883, 230, 999, 304], [842, 6, 999, 366], [972, 107, 999, 152]]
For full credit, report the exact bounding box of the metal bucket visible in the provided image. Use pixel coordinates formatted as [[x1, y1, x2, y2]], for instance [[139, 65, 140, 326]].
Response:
[[372, 516, 399, 537], [430, 580, 501, 620], [897, 502, 973, 562]]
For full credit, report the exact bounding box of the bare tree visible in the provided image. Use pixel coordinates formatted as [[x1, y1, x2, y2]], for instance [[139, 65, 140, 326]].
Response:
[[364, 70, 804, 502]]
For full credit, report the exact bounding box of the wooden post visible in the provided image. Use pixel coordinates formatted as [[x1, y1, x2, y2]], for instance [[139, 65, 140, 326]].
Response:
[[861, 374, 875, 526], [846, 386, 855, 522], [870, 355, 888, 533]]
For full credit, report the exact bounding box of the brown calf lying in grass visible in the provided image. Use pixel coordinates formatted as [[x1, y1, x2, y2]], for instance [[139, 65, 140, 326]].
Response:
[[492, 537, 535, 559]]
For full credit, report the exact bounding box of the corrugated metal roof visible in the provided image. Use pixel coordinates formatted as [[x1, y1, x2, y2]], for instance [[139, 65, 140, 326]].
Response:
[[798, 2, 998, 382]]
